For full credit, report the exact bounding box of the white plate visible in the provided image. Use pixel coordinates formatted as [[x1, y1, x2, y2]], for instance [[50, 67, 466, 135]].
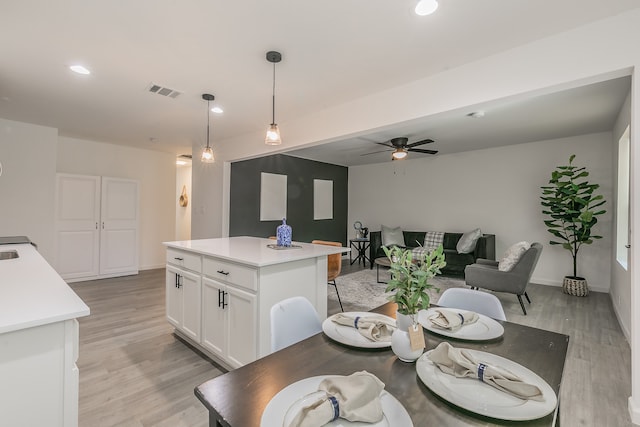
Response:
[[416, 349, 557, 421], [322, 312, 395, 349], [418, 308, 504, 341], [261, 376, 413, 427]]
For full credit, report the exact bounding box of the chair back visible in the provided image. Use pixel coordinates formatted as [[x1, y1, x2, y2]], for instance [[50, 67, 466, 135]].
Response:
[[270, 296, 322, 353], [437, 288, 507, 321], [311, 240, 342, 281], [508, 242, 542, 293]]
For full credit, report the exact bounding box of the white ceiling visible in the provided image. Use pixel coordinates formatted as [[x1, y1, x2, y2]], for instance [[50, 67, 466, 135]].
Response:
[[1, 1, 637, 160]]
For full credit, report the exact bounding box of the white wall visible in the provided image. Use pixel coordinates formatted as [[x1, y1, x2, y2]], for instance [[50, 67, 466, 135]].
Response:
[[348, 133, 614, 290], [175, 163, 191, 240], [611, 92, 632, 340], [0, 119, 58, 263], [57, 137, 175, 270]]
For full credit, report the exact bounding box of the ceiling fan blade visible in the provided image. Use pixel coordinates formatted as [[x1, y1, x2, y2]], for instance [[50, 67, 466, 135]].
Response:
[[407, 138, 434, 148], [361, 149, 393, 156], [375, 142, 394, 148], [408, 148, 438, 155]]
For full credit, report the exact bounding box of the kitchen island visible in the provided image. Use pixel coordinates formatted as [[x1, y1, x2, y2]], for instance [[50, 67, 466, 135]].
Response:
[[0, 241, 90, 427], [163, 236, 347, 369]]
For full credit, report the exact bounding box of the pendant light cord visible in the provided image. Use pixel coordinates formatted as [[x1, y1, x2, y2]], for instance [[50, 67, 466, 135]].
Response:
[[206, 99, 211, 149], [271, 62, 276, 125]]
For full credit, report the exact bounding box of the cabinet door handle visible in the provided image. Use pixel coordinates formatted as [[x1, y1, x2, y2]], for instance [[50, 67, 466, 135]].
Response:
[[175, 273, 179, 288], [95, 222, 98, 230], [221, 291, 228, 309], [177, 274, 182, 289], [174, 257, 184, 261], [102, 222, 105, 229], [218, 289, 222, 308], [217, 270, 230, 276]]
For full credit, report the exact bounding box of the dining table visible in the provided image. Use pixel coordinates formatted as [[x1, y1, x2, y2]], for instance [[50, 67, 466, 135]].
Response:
[[195, 302, 569, 427]]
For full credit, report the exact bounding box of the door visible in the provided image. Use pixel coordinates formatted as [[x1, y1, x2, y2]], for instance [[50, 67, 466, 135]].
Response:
[[166, 266, 183, 328], [226, 285, 257, 368], [99, 177, 139, 276], [55, 174, 100, 280], [201, 278, 226, 358], [180, 270, 201, 341]]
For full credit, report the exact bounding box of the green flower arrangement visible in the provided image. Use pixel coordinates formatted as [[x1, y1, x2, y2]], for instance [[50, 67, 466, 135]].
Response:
[[382, 245, 446, 316]]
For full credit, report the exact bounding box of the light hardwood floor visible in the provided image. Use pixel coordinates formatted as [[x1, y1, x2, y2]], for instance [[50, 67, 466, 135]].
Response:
[[71, 263, 632, 427]]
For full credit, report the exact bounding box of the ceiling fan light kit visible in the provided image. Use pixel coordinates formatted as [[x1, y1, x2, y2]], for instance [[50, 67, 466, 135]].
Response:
[[392, 149, 408, 160], [265, 50, 283, 146], [201, 93, 215, 163]]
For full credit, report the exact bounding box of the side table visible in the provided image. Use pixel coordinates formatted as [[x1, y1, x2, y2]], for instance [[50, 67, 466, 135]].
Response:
[[349, 238, 371, 268]]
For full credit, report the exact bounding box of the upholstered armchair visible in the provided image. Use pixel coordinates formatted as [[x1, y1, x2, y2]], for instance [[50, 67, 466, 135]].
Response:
[[464, 243, 542, 315]]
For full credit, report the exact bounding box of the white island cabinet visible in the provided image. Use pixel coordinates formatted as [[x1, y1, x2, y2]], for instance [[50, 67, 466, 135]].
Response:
[[0, 243, 90, 427], [163, 236, 347, 369]]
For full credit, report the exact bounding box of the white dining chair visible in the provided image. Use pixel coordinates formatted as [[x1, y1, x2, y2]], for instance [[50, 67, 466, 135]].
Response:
[[270, 296, 323, 353], [437, 288, 507, 321]]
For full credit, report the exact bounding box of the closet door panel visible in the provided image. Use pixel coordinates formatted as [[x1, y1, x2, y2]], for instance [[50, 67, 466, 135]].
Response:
[[100, 177, 139, 276], [55, 174, 100, 280]]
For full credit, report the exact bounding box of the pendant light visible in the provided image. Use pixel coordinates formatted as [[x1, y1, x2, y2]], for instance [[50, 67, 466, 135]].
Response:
[[265, 51, 282, 145], [201, 93, 215, 163]]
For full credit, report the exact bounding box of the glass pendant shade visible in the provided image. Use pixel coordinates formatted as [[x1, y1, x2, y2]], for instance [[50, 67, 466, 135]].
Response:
[[415, 0, 438, 16], [201, 146, 214, 163], [265, 123, 282, 145]]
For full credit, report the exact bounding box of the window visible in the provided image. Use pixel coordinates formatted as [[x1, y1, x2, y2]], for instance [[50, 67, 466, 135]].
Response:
[[616, 126, 630, 269]]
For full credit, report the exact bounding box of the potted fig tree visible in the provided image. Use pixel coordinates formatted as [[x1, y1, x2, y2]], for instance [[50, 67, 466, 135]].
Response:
[[540, 154, 606, 296]]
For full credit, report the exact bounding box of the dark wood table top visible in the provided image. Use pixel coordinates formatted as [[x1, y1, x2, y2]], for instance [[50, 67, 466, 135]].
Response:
[[195, 302, 569, 427]]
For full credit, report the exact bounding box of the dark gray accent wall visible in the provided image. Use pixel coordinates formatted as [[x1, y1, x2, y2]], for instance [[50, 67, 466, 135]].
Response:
[[229, 154, 348, 246]]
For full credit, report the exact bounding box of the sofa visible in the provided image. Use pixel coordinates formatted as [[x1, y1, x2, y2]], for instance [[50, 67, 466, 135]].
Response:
[[369, 230, 496, 277]]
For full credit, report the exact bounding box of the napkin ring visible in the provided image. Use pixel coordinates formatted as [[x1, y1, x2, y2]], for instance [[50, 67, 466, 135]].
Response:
[[328, 395, 339, 421], [477, 363, 487, 382]]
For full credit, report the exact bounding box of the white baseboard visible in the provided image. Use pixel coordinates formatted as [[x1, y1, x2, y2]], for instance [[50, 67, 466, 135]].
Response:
[[531, 276, 609, 293], [628, 396, 640, 425]]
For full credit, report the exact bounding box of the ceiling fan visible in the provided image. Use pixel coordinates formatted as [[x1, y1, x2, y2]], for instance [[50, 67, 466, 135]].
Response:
[[362, 137, 438, 160]]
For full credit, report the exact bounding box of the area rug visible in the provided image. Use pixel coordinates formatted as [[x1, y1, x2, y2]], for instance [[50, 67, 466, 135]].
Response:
[[328, 268, 466, 312]]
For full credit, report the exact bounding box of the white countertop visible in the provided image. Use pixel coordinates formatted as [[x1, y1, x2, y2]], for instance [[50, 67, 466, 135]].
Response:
[[0, 243, 90, 334], [163, 236, 349, 267]]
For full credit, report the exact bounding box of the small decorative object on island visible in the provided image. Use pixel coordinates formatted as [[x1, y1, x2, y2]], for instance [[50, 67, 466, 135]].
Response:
[[383, 244, 446, 362], [540, 154, 606, 297], [276, 218, 292, 247]]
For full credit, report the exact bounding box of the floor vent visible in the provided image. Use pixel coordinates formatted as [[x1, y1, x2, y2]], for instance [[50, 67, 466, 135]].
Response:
[[147, 83, 182, 99]]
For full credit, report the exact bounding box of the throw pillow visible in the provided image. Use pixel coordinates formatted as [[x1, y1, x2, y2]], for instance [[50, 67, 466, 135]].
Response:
[[456, 228, 482, 254], [423, 231, 445, 251], [381, 225, 405, 247], [411, 246, 429, 259], [498, 241, 531, 271]]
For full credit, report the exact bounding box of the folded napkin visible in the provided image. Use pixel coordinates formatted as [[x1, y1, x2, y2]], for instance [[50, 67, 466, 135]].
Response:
[[428, 342, 544, 401], [428, 308, 479, 331], [331, 313, 396, 342], [287, 371, 385, 427]]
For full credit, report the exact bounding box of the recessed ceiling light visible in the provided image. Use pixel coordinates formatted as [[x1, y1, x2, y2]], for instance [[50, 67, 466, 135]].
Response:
[[69, 65, 91, 75], [176, 160, 188, 166], [211, 106, 224, 114], [415, 0, 438, 16]]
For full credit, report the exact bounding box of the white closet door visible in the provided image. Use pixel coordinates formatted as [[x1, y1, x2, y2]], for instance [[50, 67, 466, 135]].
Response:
[[99, 177, 139, 276], [55, 174, 101, 280]]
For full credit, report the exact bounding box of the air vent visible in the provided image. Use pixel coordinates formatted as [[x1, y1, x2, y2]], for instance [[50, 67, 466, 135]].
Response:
[[147, 83, 182, 99]]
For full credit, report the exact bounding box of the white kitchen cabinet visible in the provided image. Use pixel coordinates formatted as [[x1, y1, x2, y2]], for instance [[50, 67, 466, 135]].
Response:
[[201, 277, 257, 368], [0, 243, 89, 427], [166, 252, 201, 342], [164, 237, 347, 369], [55, 173, 139, 282]]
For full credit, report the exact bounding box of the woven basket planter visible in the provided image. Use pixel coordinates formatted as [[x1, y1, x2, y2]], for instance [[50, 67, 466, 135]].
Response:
[[563, 276, 589, 297]]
